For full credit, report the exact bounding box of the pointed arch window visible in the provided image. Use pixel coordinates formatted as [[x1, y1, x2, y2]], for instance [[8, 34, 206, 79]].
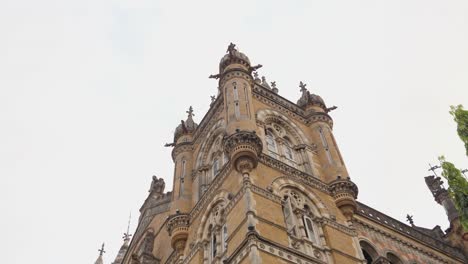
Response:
[[282, 196, 297, 236], [266, 129, 278, 156], [212, 158, 220, 178], [283, 137, 295, 162], [302, 215, 316, 243], [211, 231, 217, 258]]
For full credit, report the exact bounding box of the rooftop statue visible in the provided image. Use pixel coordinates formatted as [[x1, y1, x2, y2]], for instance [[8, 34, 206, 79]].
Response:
[[149, 176, 165, 196]]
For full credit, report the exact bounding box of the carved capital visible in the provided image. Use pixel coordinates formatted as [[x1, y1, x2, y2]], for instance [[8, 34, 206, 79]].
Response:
[[224, 131, 263, 173]]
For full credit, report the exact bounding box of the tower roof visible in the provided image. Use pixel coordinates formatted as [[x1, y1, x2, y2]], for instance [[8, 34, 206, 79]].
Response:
[[174, 106, 198, 142], [219, 43, 251, 73], [296, 81, 327, 109]]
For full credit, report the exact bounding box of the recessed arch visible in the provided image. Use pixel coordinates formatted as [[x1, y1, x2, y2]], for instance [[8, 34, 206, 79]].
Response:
[[256, 109, 310, 145], [195, 119, 226, 168], [196, 190, 230, 241], [386, 251, 404, 264], [270, 177, 330, 218], [359, 240, 379, 264]]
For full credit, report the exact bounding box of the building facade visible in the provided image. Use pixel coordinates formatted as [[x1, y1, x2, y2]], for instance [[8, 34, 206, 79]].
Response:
[[97, 44, 468, 264]]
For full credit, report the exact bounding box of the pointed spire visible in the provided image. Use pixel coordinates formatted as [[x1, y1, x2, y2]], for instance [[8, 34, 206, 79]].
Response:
[[112, 214, 133, 264], [123, 212, 132, 243], [94, 243, 105, 264]]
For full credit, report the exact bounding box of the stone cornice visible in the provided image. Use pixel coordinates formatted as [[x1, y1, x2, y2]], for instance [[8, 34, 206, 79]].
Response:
[[258, 154, 330, 194]]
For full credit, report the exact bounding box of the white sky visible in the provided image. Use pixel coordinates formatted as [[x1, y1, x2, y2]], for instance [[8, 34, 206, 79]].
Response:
[[1, 1, 467, 263]]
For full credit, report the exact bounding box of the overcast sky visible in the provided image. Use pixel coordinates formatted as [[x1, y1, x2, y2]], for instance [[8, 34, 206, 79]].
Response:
[[1, 1, 468, 263]]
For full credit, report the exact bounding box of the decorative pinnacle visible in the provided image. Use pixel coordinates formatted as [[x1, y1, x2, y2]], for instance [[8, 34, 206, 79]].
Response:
[[186, 106, 194, 118], [98, 243, 106, 256], [210, 95, 216, 102], [406, 214, 414, 225], [123, 212, 132, 241], [428, 163, 441, 177], [253, 72, 259, 79], [299, 81, 307, 92], [271, 81, 276, 89]]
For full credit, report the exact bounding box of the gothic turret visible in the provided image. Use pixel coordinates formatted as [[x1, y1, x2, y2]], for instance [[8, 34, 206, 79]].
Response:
[[173, 106, 198, 144], [297, 81, 328, 113], [217, 43, 263, 174]]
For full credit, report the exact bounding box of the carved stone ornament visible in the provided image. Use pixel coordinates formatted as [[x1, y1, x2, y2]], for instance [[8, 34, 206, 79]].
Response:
[[328, 177, 358, 220], [149, 176, 165, 196], [223, 131, 263, 173], [166, 213, 190, 251]]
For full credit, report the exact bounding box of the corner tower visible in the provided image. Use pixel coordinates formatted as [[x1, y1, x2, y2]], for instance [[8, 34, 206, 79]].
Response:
[[117, 44, 468, 264]]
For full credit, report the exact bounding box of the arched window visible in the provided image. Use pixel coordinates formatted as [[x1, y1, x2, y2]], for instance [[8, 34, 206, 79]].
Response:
[[266, 129, 278, 156], [387, 252, 403, 264], [359, 241, 378, 264], [281, 188, 324, 252], [282, 195, 297, 236], [212, 158, 219, 178], [202, 202, 228, 262]]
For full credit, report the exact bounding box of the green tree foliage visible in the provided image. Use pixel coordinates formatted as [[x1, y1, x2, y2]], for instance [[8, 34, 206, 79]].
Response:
[[439, 156, 468, 231], [450, 105, 468, 156], [438, 104, 468, 232]]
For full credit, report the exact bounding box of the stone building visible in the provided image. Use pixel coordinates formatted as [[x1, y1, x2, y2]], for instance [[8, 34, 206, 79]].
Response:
[[94, 44, 468, 264]]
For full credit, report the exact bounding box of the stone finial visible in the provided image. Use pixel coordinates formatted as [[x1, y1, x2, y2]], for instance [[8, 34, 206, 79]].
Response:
[[406, 214, 414, 225], [186, 106, 194, 118], [253, 72, 261, 84], [94, 243, 105, 264], [271, 81, 279, 94], [261, 76, 271, 89], [299, 81, 307, 92]]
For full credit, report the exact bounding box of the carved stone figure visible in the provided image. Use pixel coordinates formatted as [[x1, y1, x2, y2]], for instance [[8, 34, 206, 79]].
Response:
[[149, 176, 165, 195]]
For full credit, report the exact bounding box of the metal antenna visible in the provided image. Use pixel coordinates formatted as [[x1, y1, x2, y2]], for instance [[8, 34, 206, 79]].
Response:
[[428, 163, 441, 177]]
